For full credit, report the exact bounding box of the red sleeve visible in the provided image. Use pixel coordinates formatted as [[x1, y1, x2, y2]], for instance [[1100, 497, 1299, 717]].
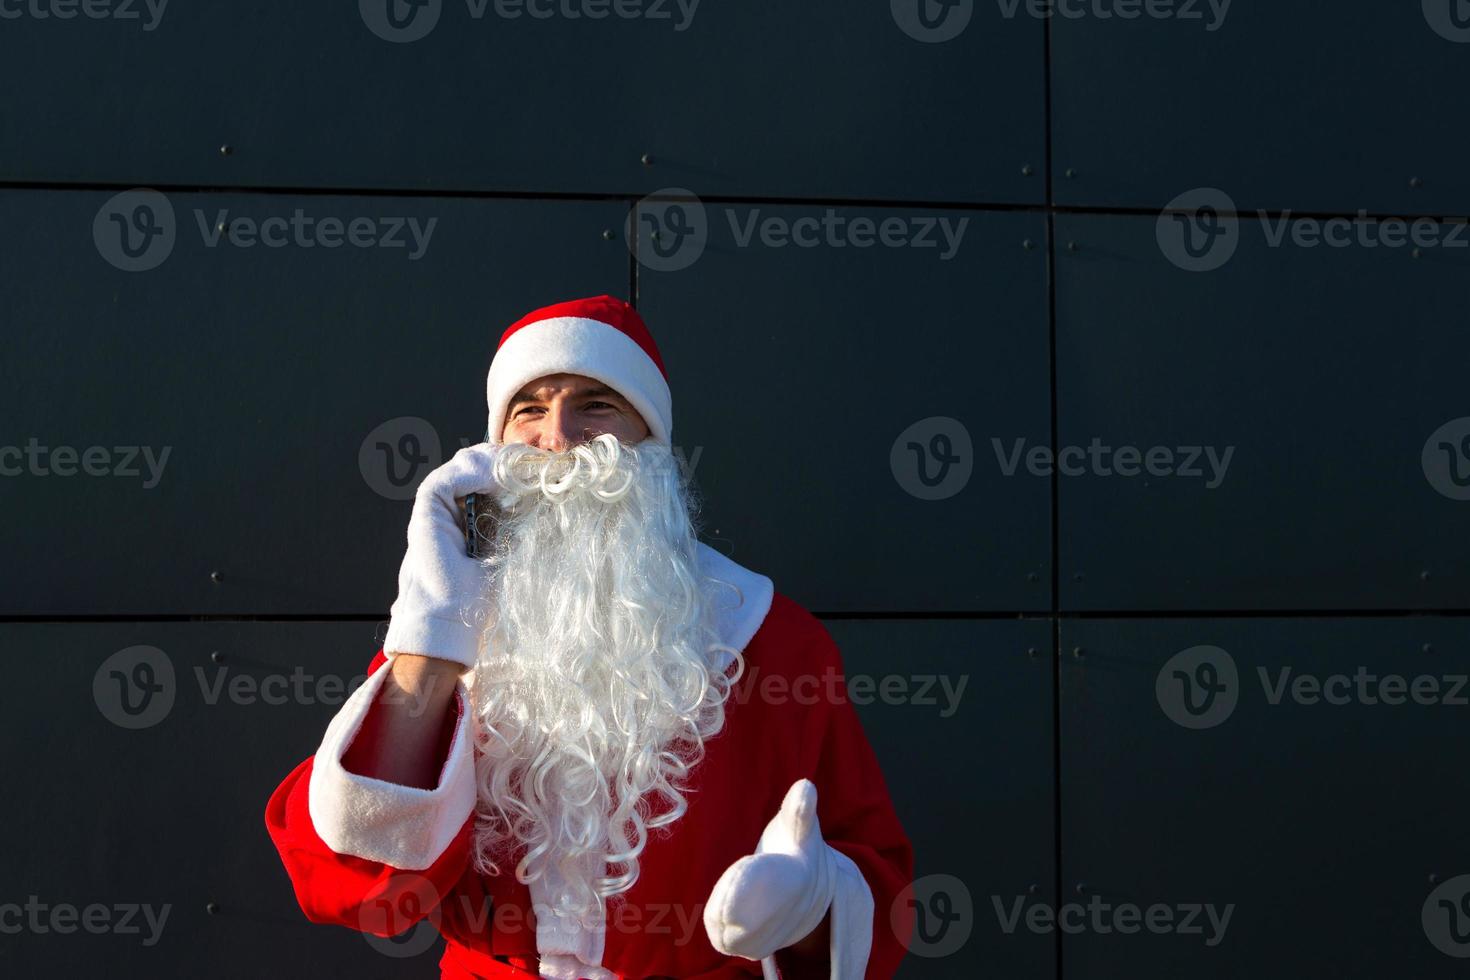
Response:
[[263, 651, 475, 938], [803, 624, 916, 979]]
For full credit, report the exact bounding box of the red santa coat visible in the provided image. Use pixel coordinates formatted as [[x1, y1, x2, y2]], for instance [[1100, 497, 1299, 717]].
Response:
[[264, 547, 914, 978]]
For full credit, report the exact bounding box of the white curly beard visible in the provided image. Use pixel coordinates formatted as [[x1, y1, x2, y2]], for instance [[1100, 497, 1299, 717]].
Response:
[[464, 433, 745, 929]]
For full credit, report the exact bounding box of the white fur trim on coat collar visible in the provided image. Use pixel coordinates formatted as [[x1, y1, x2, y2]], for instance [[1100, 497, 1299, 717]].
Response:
[[697, 541, 774, 673]]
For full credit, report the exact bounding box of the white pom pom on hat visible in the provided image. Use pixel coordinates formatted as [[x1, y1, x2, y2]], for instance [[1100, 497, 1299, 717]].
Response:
[[485, 294, 673, 447]]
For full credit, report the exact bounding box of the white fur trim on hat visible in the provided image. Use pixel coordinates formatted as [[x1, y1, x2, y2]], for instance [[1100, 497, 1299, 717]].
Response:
[[485, 315, 673, 446]]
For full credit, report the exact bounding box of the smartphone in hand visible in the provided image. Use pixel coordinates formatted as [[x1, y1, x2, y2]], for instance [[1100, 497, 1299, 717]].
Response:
[[465, 492, 480, 558]]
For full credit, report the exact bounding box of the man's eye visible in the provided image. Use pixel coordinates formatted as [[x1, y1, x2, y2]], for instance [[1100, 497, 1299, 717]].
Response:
[[514, 406, 542, 417], [585, 402, 615, 410]]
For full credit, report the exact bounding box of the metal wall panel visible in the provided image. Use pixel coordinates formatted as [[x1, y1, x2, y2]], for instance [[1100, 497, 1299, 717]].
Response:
[[1051, 5, 1470, 214], [640, 204, 1052, 612], [0, 188, 627, 616], [0, 3, 1044, 204], [1054, 211, 1470, 611], [822, 617, 1055, 980], [0, 622, 433, 977], [1058, 616, 1470, 978]]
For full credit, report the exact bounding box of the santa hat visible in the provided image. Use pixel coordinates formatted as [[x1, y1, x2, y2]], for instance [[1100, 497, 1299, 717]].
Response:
[[485, 295, 673, 446]]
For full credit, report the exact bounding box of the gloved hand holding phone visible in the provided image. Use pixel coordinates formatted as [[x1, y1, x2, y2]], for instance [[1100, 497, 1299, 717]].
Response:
[[382, 442, 507, 668]]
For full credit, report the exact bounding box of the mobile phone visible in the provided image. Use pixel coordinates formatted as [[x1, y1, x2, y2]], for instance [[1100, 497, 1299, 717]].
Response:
[[465, 491, 480, 558], [465, 428, 495, 558]]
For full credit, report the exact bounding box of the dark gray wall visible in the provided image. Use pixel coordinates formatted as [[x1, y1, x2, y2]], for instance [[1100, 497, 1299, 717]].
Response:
[[3, 2, 1468, 976]]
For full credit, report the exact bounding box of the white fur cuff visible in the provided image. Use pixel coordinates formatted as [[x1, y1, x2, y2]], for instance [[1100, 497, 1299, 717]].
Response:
[[307, 661, 477, 871]]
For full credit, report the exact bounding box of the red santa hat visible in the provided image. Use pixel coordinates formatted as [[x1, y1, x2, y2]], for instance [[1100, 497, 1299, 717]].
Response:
[[485, 295, 673, 446]]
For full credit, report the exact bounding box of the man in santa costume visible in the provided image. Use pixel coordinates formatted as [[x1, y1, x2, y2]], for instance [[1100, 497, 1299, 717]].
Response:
[[265, 295, 914, 978]]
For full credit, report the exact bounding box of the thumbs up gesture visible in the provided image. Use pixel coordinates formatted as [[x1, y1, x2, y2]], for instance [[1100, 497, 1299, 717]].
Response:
[[704, 779, 837, 962]]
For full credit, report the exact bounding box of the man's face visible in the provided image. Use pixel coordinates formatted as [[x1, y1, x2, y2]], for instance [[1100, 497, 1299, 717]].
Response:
[[499, 372, 650, 449]]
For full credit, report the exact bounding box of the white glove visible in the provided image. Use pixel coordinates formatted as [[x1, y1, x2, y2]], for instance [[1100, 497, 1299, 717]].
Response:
[[382, 442, 509, 668], [705, 779, 837, 963]]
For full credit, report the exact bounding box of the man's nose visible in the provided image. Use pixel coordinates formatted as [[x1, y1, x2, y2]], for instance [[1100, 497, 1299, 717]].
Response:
[[540, 405, 582, 453]]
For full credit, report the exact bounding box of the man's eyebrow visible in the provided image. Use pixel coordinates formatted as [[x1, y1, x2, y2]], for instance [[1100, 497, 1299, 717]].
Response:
[[508, 385, 624, 409]]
